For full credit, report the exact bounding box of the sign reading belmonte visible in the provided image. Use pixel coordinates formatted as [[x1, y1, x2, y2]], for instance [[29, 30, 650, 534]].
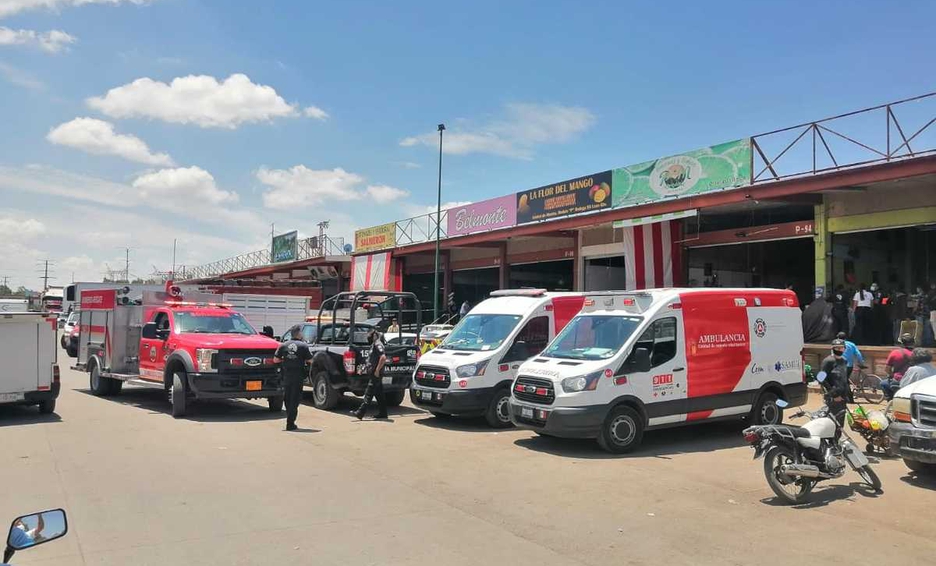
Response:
[[446, 195, 517, 237]]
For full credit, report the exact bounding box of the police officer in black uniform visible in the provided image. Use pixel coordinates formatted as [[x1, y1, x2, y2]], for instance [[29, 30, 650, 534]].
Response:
[[354, 328, 388, 420], [274, 325, 312, 431], [820, 339, 851, 433]]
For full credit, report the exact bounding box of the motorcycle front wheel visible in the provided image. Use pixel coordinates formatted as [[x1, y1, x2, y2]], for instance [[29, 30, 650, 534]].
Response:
[[764, 446, 816, 504], [856, 465, 882, 492]]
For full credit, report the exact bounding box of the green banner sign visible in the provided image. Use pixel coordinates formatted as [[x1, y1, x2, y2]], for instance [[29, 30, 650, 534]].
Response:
[[271, 230, 298, 263], [612, 139, 751, 209]]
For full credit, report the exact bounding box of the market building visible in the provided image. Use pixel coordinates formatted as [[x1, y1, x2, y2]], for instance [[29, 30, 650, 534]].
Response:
[[347, 94, 936, 319]]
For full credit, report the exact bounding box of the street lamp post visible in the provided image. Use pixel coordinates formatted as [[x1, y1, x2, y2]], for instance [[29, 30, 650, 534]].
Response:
[[433, 123, 445, 322]]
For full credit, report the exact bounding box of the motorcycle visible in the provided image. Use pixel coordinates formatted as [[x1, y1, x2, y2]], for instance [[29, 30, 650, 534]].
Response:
[[742, 372, 882, 505], [3, 509, 67, 564]]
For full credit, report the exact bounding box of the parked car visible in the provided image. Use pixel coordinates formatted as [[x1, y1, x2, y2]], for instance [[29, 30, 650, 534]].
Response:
[[60, 311, 79, 348], [889, 375, 936, 474]]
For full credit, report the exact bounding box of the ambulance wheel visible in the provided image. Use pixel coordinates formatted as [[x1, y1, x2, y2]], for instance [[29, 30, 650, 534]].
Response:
[[38, 399, 56, 414], [752, 391, 783, 425], [268, 396, 284, 412], [597, 406, 644, 454], [171, 372, 187, 418], [485, 388, 513, 428], [385, 390, 406, 407], [90, 365, 109, 396], [312, 371, 339, 410]]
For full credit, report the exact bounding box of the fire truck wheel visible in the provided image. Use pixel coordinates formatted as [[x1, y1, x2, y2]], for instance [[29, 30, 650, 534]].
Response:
[[108, 379, 123, 395], [171, 372, 187, 418], [385, 390, 406, 407], [312, 371, 339, 410], [90, 365, 109, 396], [268, 396, 284, 412]]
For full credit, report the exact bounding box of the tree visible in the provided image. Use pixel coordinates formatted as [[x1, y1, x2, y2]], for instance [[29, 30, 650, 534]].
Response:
[[0, 284, 12, 296]]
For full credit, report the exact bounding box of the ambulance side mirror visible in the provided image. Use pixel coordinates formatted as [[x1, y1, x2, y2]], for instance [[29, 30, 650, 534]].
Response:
[[142, 323, 158, 340], [632, 347, 652, 373]]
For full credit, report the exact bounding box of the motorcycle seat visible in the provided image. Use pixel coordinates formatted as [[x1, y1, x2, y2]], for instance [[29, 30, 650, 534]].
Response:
[[771, 425, 811, 438]]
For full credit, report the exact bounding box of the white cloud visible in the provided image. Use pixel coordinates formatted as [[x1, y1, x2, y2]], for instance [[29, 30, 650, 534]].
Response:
[[47, 117, 174, 166], [303, 106, 328, 120], [258, 166, 412, 211], [400, 103, 595, 159], [0, 164, 132, 206], [0, 0, 153, 19], [392, 161, 421, 169], [0, 27, 75, 52], [0, 216, 45, 240], [132, 166, 238, 209], [258, 165, 365, 209], [87, 73, 326, 129], [365, 184, 409, 204], [0, 61, 44, 90]]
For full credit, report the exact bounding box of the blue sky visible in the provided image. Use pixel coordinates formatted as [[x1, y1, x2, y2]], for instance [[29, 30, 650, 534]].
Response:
[[0, 0, 933, 288]]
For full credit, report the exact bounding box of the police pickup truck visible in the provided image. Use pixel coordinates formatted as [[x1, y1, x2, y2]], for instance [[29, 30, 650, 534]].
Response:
[[305, 291, 422, 411]]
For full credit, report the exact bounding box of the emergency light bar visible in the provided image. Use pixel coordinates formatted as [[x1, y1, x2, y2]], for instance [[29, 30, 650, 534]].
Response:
[[490, 289, 547, 297], [164, 300, 233, 308]]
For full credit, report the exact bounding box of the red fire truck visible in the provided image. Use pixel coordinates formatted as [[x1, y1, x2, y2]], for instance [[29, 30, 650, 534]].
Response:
[[73, 284, 284, 418]]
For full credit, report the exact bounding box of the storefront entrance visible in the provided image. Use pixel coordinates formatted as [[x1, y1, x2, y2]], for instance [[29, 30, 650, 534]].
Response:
[[584, 256, 627, 291], [508, 260, 573, 291]]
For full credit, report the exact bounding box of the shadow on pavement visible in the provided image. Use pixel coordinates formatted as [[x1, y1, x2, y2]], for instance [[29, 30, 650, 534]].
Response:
[[299, 391, 426, 417], [76, 388, 285, 423], [900, 471, 936, 491], [413, 415, 514, 434], [513, 420, 747, 460], [760, 481, 883, 508], [0, 405, 63, 427]]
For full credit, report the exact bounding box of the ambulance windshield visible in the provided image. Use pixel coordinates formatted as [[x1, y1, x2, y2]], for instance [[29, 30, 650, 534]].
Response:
[[543, 315, 642, 360], [174, 312, 257, 335], [440, 314, 522, 351]]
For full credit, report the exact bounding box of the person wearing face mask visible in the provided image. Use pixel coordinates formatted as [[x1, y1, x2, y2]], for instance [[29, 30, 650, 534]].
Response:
[[354, 328, 388, 420], [820, 339, 851, 428], [831, 285, 850, 338]]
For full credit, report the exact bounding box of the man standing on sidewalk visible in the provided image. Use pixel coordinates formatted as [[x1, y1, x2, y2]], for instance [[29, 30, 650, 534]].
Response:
[[274, 325, 313, 431]]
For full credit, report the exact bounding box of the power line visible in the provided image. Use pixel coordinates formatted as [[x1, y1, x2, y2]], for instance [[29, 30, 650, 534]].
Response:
[[36, 260, 55, 291]]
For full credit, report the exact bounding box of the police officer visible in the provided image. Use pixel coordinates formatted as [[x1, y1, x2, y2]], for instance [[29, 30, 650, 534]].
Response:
[[820, 339, 851, 432], [354, 328, 388, 420], [274, 324, 312, 431]]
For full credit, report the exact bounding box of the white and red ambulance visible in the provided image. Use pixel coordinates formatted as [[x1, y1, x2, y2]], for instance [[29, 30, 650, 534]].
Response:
[[411, 289, 585, 428], [509, 288, 807, 452]]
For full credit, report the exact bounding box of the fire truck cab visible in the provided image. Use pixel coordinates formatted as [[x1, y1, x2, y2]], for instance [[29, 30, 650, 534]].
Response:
[[74, 285, 284, 418]]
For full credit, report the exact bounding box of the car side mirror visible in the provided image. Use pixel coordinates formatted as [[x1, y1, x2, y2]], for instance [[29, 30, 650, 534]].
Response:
[[5, 509, 67, 559], [632, 347, 651, 373], [141, 322, 158, 340]]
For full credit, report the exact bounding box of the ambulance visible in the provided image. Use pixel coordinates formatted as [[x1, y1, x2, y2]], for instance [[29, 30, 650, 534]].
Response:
[[411, 289, 585, 428], [509, 288, 807, 453]]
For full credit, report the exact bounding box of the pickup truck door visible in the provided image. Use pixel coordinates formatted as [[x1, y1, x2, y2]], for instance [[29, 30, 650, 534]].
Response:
[[139, 310, 172, 382]]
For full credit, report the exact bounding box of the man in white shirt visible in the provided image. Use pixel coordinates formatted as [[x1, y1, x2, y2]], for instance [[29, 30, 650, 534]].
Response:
[[852, 284, 874, 344]]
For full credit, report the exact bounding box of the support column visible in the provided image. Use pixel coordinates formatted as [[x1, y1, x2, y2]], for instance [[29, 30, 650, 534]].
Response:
[[814, 201, 830, 294], [498, 243, 508, 289], [571, 231, 580, 291], [442, 250, 452, 320]]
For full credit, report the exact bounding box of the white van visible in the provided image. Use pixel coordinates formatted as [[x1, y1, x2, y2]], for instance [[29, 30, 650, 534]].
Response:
[[0, 312, 60, 414], [411, 289, 585, 427], [509, 288, 807, 452]]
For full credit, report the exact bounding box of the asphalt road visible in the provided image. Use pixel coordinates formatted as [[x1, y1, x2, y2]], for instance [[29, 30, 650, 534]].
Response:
[[2, 358, 936, 565]]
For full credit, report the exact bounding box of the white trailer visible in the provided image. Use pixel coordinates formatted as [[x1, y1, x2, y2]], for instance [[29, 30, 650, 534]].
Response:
[[0, 312, 60, 414], [221, 294, 310, 338], [0, 298, 30, 313]]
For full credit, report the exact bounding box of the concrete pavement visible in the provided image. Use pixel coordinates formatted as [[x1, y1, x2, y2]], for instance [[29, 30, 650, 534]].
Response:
[[2, 359, 935, 565]]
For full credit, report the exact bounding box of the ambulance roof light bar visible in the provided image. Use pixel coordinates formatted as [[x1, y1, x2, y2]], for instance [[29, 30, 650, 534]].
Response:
[[164, 300, 233, 308], [490, 289, 547, 298]]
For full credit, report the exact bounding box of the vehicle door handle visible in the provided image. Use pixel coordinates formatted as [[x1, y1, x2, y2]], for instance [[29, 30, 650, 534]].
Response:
[[673, 367, 685, 372]]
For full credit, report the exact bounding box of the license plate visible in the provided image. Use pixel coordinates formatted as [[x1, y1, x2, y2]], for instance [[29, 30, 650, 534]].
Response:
[[245, 381, 262, 391], [0, 392, 25, 403], [521, 407, 533, 419], [420, 390, 432, 400], [382, 376, 393, 385]]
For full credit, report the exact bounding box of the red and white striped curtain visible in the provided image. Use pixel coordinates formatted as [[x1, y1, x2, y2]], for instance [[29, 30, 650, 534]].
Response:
[[620, 220, 681, 290], [350, 252, 401, 291]]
